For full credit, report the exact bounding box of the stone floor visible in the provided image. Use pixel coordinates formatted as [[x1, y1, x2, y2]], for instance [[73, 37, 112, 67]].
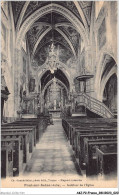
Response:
[[24, 119, 81, 177]]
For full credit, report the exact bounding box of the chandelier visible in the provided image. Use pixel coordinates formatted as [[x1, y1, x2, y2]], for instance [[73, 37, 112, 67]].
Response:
[[48, 42, 59, 74], [46, 9, 59, 74]]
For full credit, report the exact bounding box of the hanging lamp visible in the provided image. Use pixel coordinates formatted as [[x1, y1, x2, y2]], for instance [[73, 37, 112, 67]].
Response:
[[47, 3, 59, 74]]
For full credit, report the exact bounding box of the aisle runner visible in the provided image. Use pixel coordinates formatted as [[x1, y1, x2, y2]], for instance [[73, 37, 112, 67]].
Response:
[[24, 119, 80, 177]]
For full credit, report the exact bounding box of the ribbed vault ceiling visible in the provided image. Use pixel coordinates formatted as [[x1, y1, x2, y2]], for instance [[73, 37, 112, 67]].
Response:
[[11, 1, 92, 67], [11, 1, 92, 90]]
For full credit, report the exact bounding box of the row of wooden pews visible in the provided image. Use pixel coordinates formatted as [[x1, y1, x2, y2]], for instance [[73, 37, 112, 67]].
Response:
[[62, 117, 117, 176], [1, 116, 50, 178]]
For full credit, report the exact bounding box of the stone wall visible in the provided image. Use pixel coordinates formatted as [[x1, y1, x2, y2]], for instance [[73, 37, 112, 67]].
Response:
[[90, 1, 117, 101], [1, 1, 117, 119]]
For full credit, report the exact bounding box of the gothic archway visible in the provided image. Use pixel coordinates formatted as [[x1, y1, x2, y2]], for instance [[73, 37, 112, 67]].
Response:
[[16, 3, 88, 48], [40, 68, 70, 113], [94, 52, 117, 101], [102, 73, 117, 113]]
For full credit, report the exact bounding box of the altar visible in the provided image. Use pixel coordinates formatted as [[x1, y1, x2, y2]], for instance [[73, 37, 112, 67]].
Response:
[[49, 109, 61, 118]]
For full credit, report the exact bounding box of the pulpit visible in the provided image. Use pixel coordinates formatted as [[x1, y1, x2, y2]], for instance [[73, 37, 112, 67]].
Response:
[[76, 74, 94, 93], [74, 73, 94, 116]]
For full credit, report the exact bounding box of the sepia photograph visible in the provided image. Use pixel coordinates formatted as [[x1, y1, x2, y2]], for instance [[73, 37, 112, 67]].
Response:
[[1, 0, 118, 193]]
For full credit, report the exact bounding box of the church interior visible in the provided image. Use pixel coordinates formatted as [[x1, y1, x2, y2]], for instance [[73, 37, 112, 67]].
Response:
[[1, 1, 118, 183]]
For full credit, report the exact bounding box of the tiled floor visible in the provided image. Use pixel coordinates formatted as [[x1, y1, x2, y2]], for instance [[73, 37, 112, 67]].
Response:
[[24, 119, 81, 177]]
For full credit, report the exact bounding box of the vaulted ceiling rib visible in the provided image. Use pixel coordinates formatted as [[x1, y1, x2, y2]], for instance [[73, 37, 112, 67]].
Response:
[[11, 1, 92, 68], [11, 1, 93, 94]]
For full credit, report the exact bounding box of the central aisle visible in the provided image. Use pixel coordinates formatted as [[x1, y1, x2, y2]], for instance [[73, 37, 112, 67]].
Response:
[[24, 119, 81, 177]]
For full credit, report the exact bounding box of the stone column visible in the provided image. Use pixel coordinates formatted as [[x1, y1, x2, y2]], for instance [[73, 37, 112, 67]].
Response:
[[60, 88, 63, 109], [7, 94, 14, 116], [34, 95, 38, 115], [1, 57, 15, 120], [14, 48, 22, 117], [54, 99, 56, 110], [85, 45, 93, 74], [85, 45, 95, 96], [40, 93, 44, 113]]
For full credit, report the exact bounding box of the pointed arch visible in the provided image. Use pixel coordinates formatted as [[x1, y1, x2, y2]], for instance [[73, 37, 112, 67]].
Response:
[[100, 66, 117, 101], [32, 26, 76, 57], [42, 78, 69, 95], [55, 27, 76, 57], [74, 1, 89, 34], [95, 50, 117, 101], [16, 1, 30, 31], [32, 26, 52, 56], [16, 3, 89, 48], [37, 66, 72, 92]]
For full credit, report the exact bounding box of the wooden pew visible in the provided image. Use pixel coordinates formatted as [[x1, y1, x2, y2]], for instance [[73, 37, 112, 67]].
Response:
[[1, 117, 49, 178], [67, 120, 117, 128], [12, 121, 40, 140], [62, 118, 117, 177], [73, 129, 117, 158], [37, 115, 50, 126], [21, 117, 49, 137], [71, 127, 117, 151], [1, 137, 23, 176], [62, 118, 117, 149], [62, 117, 117, 126], [62, 118, 117, 151], [77, 133, 117, 167], [63, 119, 117, 142], [1, 127, 35, 153], [1, 132, 29, 164], [69, 124, 117, 144], [70, 127, 116, 153], [96, 146, 117, 175], [2, 125, 36, 147], [83, 139, 117, 175], [62, 118, 117, 139], [70, 127, 117, 149], [1, 143, 13, 178], [62, 117, 117, 127], [3, 118, 48, 141]]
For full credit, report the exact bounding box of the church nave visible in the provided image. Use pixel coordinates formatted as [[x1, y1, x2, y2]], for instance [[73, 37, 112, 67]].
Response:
[[1, 1, 118, 190], [24, 119, 81, 177]]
